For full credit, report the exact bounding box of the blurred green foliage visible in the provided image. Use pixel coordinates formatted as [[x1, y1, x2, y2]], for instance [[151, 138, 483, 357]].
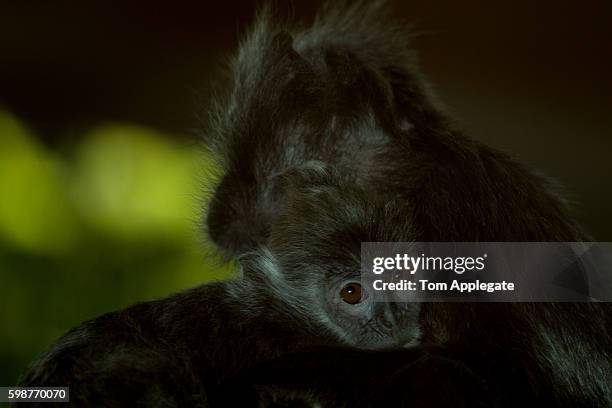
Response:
[[0, 109, 233, 386]]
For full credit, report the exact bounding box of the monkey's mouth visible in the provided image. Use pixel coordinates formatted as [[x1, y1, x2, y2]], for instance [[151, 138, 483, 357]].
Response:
[[345, 303, 422, 350]]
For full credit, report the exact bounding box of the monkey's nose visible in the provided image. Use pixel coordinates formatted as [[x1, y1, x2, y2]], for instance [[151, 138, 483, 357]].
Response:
[[375, 304, 397, 333]]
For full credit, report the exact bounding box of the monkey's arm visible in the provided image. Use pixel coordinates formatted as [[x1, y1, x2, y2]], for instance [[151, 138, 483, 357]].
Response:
[[17, 281, 304, 407], [17, 286, 221, 406]]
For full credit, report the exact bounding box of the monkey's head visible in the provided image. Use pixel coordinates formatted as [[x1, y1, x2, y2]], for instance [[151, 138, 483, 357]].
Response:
[[204, 4, 443, 258], [233, 163, 421, 350]]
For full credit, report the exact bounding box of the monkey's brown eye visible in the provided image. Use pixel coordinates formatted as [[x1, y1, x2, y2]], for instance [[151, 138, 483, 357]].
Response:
[[340, 283, 363, 304]]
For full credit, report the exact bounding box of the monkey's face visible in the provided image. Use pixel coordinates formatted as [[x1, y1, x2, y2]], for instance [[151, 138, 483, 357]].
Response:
[[237, 166, 421, 349]]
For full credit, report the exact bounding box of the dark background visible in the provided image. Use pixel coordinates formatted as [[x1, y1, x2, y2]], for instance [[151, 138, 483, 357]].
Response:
[[0, 0, 610, 385]]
